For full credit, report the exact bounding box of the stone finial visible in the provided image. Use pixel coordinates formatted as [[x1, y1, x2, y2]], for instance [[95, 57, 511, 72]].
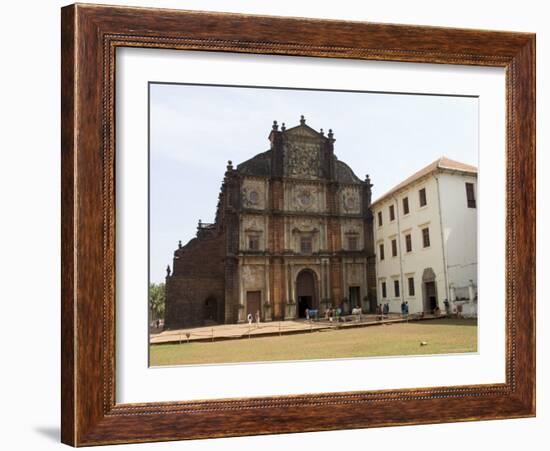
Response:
[[328, 128, 334, 139], [365, 174, 371, 184], [320, 128, 324, 136], [281, 122, 286, 131], [300, 115, 306, 125], [178, 240, 182, 249], [166, 264, 171, 277], [226, 160, 233, 171], [272, 120, 278, 131]]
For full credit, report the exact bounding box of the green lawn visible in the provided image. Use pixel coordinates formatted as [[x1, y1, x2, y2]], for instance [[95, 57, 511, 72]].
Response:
[[149, 318, 477, 366]]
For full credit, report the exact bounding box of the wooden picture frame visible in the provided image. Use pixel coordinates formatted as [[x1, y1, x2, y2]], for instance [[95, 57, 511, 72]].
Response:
[[61, 3, 535, 446]]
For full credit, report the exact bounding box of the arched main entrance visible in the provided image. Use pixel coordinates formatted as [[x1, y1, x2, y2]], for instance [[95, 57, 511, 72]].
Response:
[[296, 269, 318, 318]]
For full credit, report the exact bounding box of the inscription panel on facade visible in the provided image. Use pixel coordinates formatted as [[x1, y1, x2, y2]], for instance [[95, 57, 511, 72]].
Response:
[[241, 177, 267, 210]]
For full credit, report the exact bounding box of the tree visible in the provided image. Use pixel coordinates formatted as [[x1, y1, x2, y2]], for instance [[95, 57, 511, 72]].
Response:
[[149, 283, 165, 322]]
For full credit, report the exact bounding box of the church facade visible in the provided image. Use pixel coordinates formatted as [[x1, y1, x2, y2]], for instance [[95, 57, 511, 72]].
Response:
[[164, 117, 377, 329]]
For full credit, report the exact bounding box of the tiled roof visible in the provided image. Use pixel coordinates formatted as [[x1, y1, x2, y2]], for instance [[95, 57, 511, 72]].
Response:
[[236, 150, 272, 176], [371, 156, 477, 206], [335, 159, 363, 184]]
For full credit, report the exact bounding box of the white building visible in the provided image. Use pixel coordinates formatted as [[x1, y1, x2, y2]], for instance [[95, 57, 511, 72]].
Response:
[[371, 157, 478, 316]]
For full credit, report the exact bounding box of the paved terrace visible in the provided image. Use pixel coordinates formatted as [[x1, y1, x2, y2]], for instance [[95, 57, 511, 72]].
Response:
[[150, 313, 446, 345]]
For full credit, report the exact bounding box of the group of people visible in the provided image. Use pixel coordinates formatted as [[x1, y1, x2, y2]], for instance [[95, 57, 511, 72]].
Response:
[[375, 301, 409, 319], [323, 307, 342, 322], [246, 310, 261, 326]]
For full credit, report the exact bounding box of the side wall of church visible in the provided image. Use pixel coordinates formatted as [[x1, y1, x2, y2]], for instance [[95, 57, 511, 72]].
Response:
[[165, 231, 226, 329]]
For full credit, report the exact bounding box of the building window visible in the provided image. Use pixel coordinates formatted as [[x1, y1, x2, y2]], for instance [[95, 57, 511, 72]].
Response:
[[465, 182, 476, 208], [377, 211, 383, 226], [405, 233, 412, 252], [381, 281, 387, 298], [391, 238, 397, 257], [379, 243, 385, 261], [419, 188, 427, 207], [403, 196, 410, 215], [348, 236, 358, 251], [422, 227, 431, 248], [300, 236, 312, 254], [389, 205, 395, 221], [394, 280, 400, 297], [248, 235, 260, 251], [408, 277, 415, 296]]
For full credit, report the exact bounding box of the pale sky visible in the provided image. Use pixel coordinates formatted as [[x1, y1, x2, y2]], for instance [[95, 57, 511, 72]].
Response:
[[149, 83, 478, 283]]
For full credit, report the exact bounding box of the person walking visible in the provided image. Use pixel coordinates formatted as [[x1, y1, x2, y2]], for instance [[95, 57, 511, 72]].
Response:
[[247, 313, 253, 325]]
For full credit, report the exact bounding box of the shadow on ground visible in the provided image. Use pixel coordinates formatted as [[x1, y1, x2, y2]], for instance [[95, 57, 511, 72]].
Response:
[[34, 426, 59, 442]]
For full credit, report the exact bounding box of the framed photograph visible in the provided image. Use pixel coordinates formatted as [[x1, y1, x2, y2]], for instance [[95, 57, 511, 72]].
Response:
[[61, 3, 535, 446]]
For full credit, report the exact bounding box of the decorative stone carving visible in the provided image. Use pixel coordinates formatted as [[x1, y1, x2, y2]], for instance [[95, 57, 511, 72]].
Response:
[[243, 216, 263, 232], [296, 189, 313, 208], [242, 178, 266, 210], [241, 215, 266, 251], [340, 187, 361, 214], [283, 141, 321, 179], [288, 184, 322, 212], [341, 218, 363, 248]]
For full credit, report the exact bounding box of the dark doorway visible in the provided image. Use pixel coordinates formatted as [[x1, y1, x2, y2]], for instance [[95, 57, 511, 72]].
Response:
[[422, 267, 438, 313], [425, 281, 437, 312], [296, 270, 317, 318], [246, 291, 261, 318], [349, 286, 360, 313], [203, 297, 218, 324], [298, 296, 313, 317]]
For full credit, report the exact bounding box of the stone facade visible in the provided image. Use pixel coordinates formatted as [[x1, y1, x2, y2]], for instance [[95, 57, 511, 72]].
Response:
[[165, 117, 377, 329]]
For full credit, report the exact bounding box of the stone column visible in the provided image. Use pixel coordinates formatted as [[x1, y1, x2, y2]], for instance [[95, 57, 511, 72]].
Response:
[[285, 263, 296, 320], [362, 258, 368, 312], [237, 259, 245, 323], [264, 258, 272, 321], [317, 259, 325, 308], [326, 258, 331, 303], [290, 264, 296, 303], [341, 258, 347, 309]]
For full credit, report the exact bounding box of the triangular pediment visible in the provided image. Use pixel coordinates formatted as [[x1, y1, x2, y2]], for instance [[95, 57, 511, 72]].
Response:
[[284, 124, 322, 140]]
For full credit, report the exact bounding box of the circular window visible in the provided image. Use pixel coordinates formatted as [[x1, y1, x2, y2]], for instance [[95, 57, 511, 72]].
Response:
[[298, 190, 312, 207], [249, 190, 259, 204]]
